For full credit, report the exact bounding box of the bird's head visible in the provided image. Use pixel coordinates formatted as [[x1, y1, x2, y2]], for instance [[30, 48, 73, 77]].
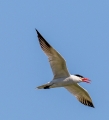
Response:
[[74, 74, 91, 83]]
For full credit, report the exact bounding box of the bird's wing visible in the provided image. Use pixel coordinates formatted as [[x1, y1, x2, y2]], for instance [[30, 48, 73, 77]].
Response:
[[36, 29, 70, 79], [65, 84, 94, 108]]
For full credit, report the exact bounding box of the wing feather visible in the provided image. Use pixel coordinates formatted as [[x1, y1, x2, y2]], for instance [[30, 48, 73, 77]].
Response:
[[36, 29, 70, 79], [65, 84, 94, 108]]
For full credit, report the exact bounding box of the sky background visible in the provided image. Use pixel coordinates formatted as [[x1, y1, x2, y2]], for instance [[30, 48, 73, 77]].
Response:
[[0, 0, 109, 120]]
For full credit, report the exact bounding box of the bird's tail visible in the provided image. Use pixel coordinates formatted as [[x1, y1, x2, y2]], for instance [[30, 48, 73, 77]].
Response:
[[37, 83, 51, 89]]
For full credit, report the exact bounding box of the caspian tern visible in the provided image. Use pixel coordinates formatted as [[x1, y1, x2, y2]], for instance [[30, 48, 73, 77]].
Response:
[[36, 29, 94, 108]]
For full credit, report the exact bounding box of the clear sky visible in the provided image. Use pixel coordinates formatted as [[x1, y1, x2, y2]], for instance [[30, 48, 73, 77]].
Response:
[[0, 0, 109, 120]]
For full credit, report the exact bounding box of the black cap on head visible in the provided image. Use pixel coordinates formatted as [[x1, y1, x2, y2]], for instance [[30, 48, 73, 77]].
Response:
[[74, 74, 84, 78]]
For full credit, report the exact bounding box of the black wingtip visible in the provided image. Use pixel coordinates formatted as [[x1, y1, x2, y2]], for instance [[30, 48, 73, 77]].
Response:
[[35, 29, 42, 37], [89, 102, 95, 108], [35, 28, 39, 34], [90, 101, 95, 108], [92, 104, 95, 108]]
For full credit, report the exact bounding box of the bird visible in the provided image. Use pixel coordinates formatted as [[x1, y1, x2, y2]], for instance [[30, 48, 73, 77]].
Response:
[[35, 29, 94, 108]]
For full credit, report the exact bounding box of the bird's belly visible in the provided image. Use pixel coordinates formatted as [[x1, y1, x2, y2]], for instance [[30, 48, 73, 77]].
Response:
[[50, 77, 74, 88]]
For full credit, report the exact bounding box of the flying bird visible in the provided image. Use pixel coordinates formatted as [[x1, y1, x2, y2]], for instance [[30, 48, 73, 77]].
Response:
[[36, 29, 94, 108]]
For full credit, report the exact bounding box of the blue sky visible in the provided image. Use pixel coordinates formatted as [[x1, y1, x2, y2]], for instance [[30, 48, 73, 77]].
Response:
[[0, 0, 109, 119]]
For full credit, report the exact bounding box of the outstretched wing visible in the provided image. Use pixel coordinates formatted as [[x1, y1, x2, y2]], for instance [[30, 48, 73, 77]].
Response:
[[65, 84, 94, 108], [36, 29, 70, 79]]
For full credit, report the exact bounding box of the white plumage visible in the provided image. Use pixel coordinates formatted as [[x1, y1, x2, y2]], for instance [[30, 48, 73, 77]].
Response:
[[36, 29, 94, 108]]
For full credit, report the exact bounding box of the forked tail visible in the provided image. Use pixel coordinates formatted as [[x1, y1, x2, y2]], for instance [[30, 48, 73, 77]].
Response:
[[37, 83, 51, 89]]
